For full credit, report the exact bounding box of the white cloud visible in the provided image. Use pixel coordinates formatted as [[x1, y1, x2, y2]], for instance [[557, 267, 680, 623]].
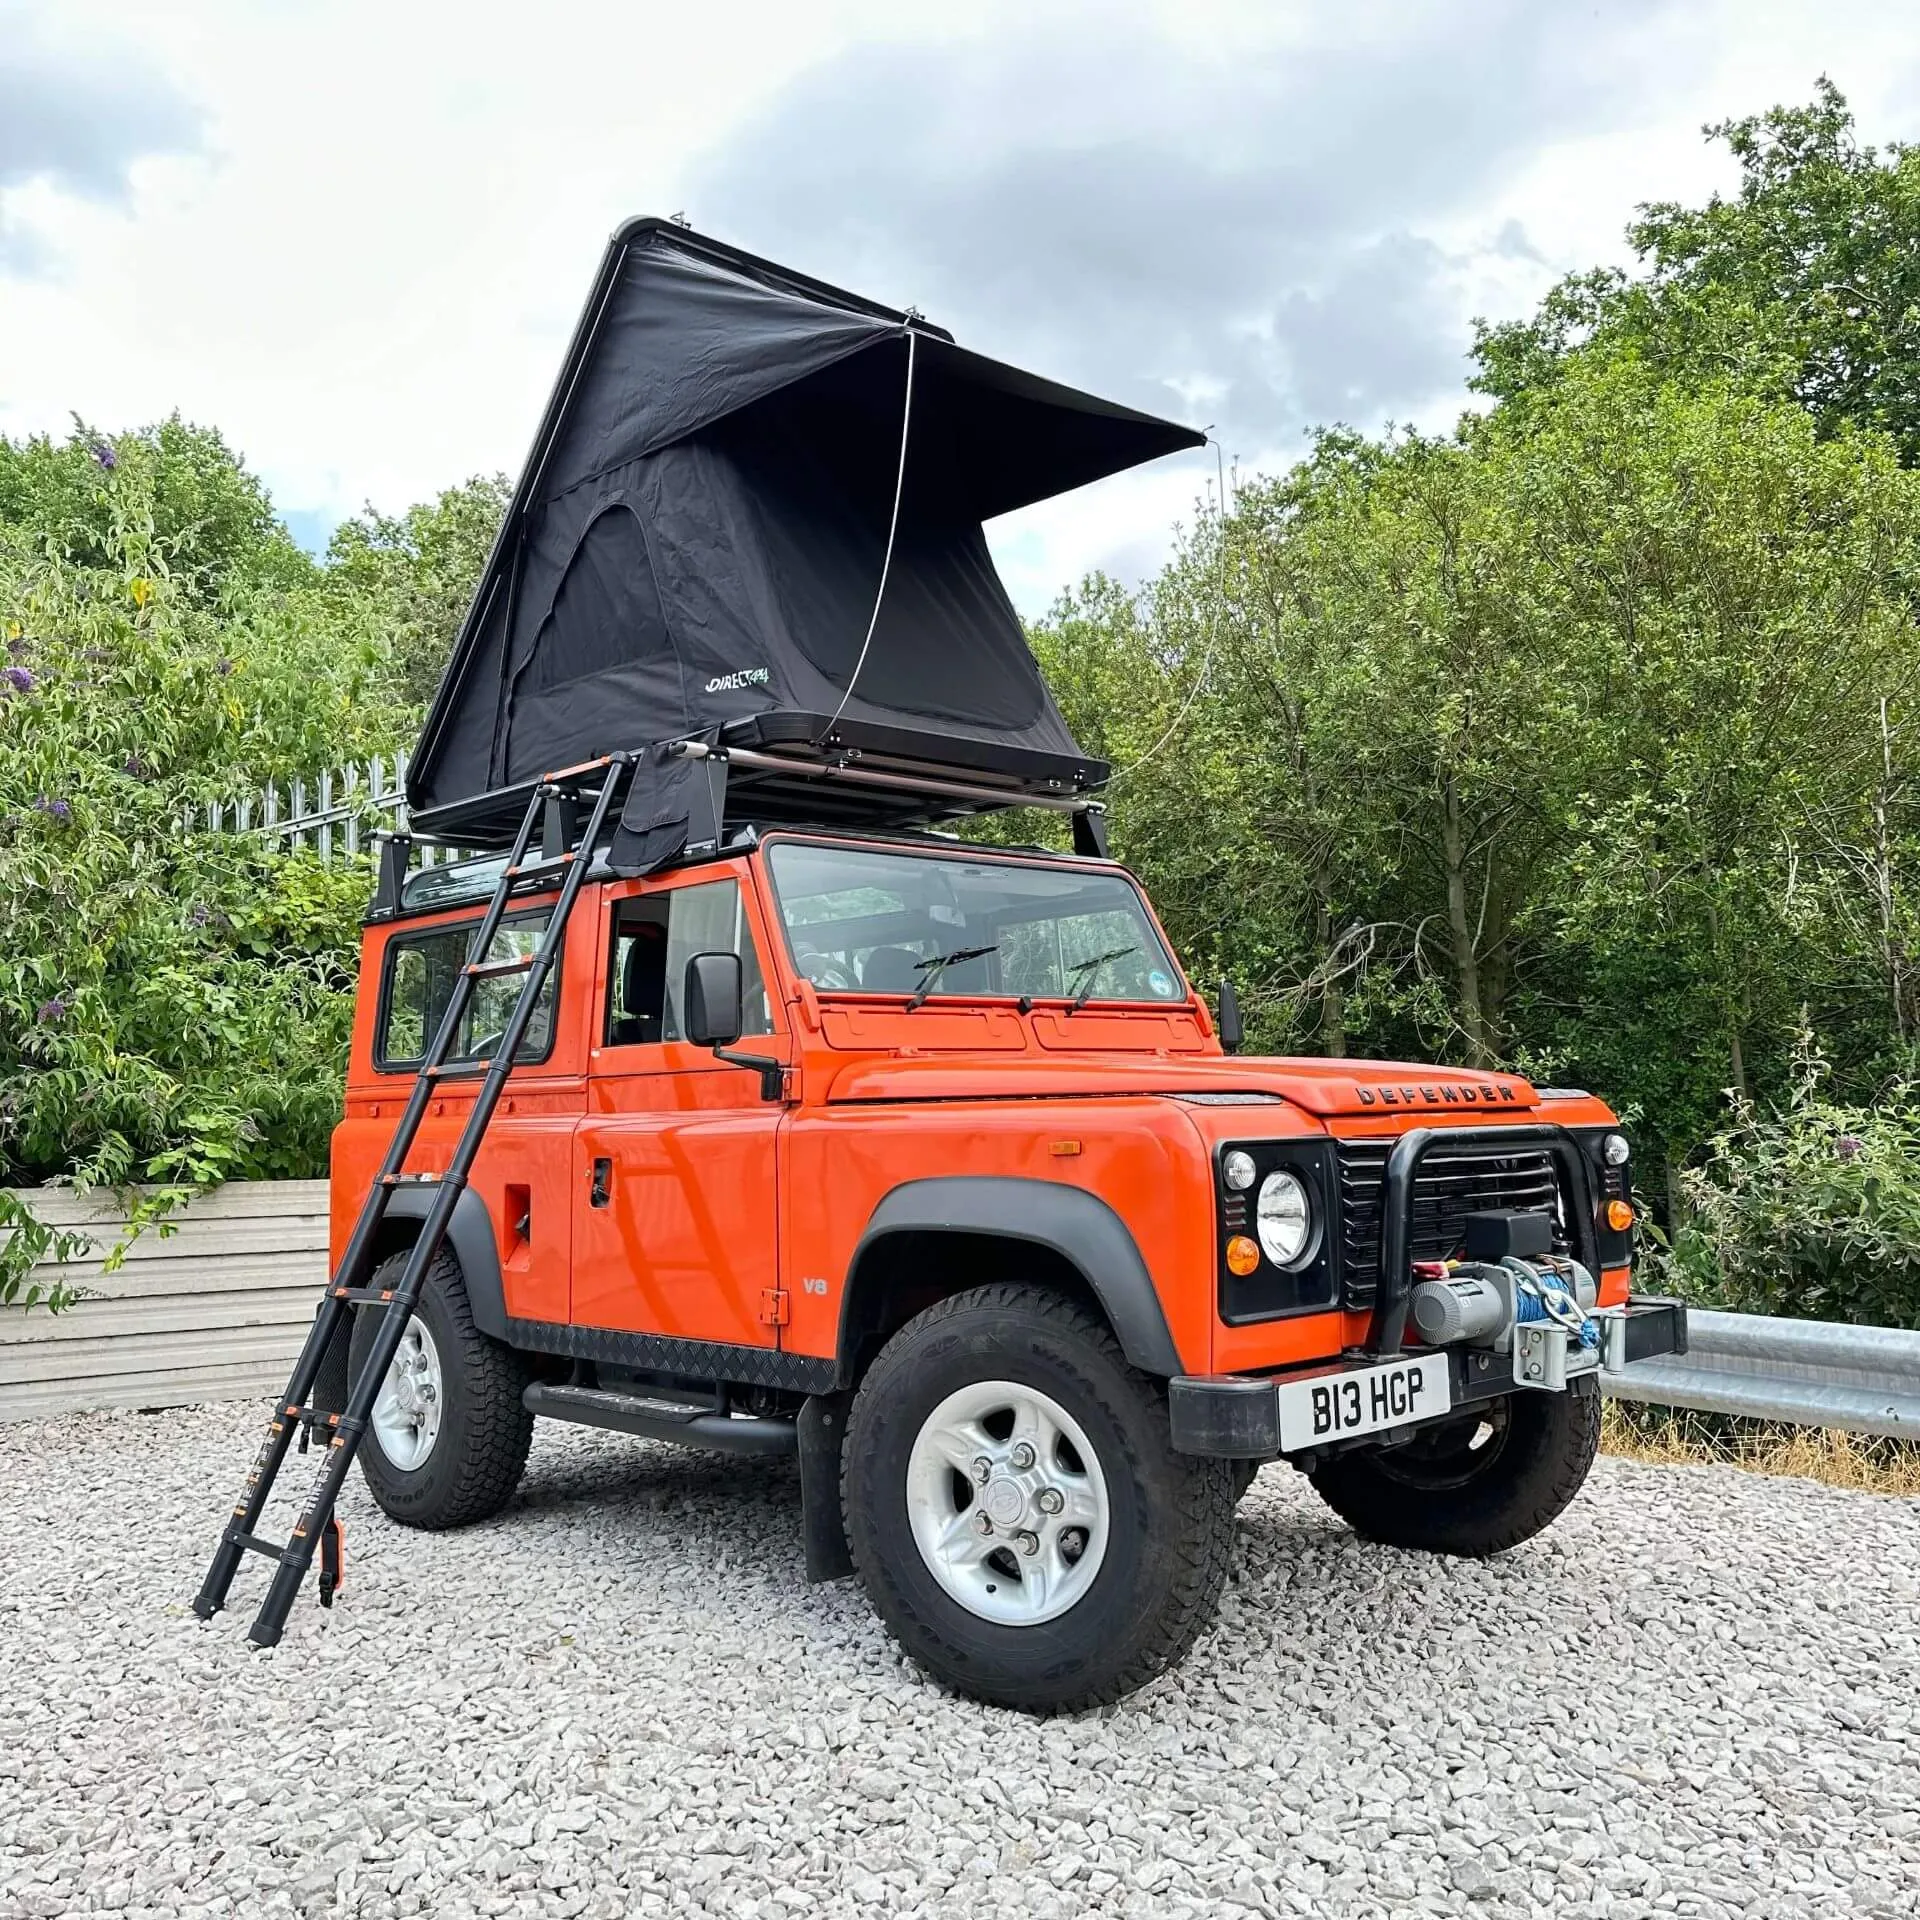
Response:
[[2, 0, 1915, 609]]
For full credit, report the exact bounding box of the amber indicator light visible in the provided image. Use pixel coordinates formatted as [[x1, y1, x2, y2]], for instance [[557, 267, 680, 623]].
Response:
[[1225, 1235, 1261, 1276], [1605, 1199, 1635, 1232]]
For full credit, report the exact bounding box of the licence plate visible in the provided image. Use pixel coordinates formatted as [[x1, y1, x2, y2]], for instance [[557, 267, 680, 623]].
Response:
[[1276, 1354, 1452, 1451]]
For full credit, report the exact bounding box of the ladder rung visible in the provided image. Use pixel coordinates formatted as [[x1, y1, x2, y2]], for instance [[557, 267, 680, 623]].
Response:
[[466, 955, 535, 978], [330, 1284, 399, 1304], [425, 1060, 490, 1080], [507, 853, 574, 878], [279, 1405, 368, 1437], [378, 1172, 446, 1187], [231, 1530, 295, 1565]]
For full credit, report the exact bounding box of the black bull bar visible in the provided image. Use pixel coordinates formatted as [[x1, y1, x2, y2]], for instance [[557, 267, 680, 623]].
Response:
[[1365, 1123, 1601, 1358]]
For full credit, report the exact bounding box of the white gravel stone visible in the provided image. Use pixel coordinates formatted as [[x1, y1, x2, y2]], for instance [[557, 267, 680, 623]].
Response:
[[0, 1403, 1916, 1918]]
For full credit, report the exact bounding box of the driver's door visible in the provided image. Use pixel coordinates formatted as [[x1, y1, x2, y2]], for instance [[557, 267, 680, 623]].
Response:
[[568, 871, 789, 1350]]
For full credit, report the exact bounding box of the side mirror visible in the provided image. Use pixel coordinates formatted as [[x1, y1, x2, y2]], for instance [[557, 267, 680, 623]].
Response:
[[1217, 976, 1244, 1054], [683, 952, 744, 1048]]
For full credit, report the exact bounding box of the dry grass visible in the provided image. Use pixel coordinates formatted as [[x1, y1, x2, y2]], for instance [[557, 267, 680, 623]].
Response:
[[1602, 1399, 1920, 1495]]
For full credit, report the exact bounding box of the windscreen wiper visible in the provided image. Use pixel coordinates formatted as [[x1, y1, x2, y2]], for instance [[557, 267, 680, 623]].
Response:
[[1065, 946, 1138, 1012], [906, 944, 999, 1011]]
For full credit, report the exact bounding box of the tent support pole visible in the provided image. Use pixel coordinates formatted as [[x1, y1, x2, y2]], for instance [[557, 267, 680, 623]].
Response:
[[665, 739, 1101, 821]]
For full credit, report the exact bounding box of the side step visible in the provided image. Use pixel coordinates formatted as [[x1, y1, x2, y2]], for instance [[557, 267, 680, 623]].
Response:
[[523, 1382, 796, 1456]]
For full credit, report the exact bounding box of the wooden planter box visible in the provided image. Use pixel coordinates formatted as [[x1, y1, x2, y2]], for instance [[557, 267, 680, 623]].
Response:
[[0, 1181, 328, 1422]]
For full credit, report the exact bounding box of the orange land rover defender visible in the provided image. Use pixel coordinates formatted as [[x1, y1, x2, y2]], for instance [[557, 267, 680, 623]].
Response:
[[192, 223, 1684, 1709], [305, 804, 1681, 1712]]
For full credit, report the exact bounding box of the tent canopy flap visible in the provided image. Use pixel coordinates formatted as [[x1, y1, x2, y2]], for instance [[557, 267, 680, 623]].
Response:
[[406, 220, 1204, 869]]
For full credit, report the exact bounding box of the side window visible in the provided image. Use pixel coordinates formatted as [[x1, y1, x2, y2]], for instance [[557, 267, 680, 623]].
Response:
[[606, 879, 773, 1049], [379, 914, 556, 1070]]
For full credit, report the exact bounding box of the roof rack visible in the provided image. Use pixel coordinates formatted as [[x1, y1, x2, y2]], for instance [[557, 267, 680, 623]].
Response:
[[406, 712, 1111, 861], [664, 733, 1109, 859]]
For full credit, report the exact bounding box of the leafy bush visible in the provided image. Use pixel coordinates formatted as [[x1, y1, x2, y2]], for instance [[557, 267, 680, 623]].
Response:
[[1665, 1042, 1920, 1328], [1, 428, 407, 1306]]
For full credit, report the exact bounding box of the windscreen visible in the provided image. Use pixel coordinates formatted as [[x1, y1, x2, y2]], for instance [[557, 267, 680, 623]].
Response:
[[766, 842, 1185, 1005]]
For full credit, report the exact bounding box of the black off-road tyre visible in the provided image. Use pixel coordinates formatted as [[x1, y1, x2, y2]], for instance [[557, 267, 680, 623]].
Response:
[[348, 1248, 534, 1530], [1309, 1386, 1601, 1556], [842, 1284, 1237, 1713]]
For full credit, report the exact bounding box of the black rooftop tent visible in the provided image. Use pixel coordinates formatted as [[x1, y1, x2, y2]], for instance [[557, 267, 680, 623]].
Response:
[[405, 219, 1205, 872]]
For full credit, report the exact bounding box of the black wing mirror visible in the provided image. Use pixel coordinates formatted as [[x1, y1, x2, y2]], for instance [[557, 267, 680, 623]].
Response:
[[683, 952, 785, 1100], [683, 951, 744, 1047], [1217, 976, 1244, 1054]]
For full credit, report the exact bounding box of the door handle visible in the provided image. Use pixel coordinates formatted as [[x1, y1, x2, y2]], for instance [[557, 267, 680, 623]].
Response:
[[590, 1157, 612, 1208]]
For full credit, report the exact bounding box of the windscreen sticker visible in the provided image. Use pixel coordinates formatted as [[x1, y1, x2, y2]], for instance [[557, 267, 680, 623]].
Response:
[[1148, 970, 1176, 999]]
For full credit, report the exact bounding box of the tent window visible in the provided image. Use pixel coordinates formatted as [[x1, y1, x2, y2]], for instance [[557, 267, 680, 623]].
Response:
[[523, 505, 670, 696]]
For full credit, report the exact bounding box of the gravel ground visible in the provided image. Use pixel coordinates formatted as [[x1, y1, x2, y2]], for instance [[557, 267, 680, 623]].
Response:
[[1, 1403, 1916, 1920]]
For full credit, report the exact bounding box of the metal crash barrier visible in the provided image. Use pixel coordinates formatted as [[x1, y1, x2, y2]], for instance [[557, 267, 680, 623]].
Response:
[[1604, 1309, 1920, 1439]]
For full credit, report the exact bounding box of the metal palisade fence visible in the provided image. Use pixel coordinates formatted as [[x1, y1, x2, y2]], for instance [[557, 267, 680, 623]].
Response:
[[183, 752, 453, 865]]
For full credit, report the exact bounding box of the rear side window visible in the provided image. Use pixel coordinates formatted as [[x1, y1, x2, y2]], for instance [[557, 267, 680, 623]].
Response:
[[376, 912, 559, 1071]]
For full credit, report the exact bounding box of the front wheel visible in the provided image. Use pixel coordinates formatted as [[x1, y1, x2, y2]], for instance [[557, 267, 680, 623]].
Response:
[[842, 1284, 1237, 1713], [1308, 1387, 1601, 1555]]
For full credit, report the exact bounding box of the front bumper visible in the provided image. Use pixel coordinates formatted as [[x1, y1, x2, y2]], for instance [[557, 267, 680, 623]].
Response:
[[1169, 1293, 1689, 1459]]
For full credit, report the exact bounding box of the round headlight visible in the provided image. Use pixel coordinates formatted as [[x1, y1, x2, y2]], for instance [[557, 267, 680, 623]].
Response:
[[1222, 1149, 1257, 1191], [1602, 1132, 1631, 1167], [1255, 1170, 1313, 1268]]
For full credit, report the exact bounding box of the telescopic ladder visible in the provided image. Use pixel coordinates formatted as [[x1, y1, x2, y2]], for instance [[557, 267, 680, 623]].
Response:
[[191, 755, 629, 1648]]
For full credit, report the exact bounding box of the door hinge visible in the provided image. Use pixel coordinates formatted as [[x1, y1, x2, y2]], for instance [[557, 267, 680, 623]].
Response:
[[758, 1287, 791, 1327]]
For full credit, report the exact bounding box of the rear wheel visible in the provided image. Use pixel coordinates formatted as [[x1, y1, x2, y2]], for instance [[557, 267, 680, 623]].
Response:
[[348, 1248, 534, 1530], [1308, 1387, 1601, 1555], [842, 1284, 1236, 1712]]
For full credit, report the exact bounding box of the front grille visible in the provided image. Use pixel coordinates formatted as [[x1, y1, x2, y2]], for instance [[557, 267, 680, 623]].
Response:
[[1335, 1139, 1566, 1305]]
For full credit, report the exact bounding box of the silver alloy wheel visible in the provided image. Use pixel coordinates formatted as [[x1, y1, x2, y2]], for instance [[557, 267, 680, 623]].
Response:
[[370, 1317, 444, 1472], [905, 1379, 1110, 1626]]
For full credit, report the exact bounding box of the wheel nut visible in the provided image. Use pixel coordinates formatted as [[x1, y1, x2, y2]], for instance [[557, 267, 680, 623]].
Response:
[[1036, 1487, 1064, 1515], [972, 1511, 994, 1535], [1016, 1530, 1040, 1556], [971, 1456, 993, 1485], [1009, 1442, 1036, 1470]]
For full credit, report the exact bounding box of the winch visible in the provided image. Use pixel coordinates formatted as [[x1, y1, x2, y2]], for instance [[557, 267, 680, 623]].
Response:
[[1407, 1211, 1603, 1392]]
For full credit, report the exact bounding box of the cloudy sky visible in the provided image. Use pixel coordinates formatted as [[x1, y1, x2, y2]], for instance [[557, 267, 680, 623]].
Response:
[[3, 0, 1917, 611]]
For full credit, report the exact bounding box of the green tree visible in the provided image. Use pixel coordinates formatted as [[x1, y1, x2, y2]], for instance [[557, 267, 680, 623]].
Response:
[[1035, 349, 1920, 1211], [1484, 357, 1920, 1180], [1474, 81, 1920, 459], [324, 475, 510, 704], [0, 417, 314, 602], [1, 438, 407, 1305]]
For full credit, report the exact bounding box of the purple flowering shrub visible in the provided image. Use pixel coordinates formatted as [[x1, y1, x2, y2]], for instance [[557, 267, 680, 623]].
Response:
[[1, 429, 409, 1307]]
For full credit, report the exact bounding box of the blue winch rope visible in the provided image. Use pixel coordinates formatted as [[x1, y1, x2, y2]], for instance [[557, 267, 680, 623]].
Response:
[[1508, 1260, 1601, 1351]]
